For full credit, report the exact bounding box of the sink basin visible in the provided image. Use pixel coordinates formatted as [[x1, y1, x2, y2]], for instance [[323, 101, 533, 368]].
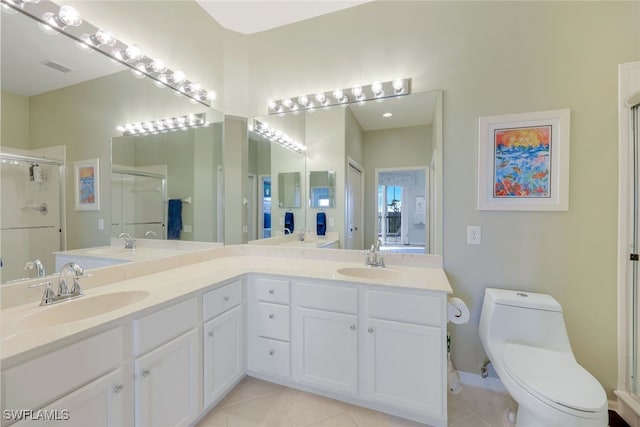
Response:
[[85, 248, 133, 255], [335, 267, 405, 282], [13, 291, 149, 331]]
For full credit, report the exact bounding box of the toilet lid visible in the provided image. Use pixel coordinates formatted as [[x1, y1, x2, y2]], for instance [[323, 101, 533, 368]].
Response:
[[503, 343, 606, 413]]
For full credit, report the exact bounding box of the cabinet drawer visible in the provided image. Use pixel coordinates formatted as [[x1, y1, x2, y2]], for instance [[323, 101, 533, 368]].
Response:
[[203, 280, 242, 321], [256, 302, 290, 341], [3, 327, 122, 413], [293, 282, 358, 314], [368, 290, 442, 326], [134, 297, 197, 356], [256, 337, 290, 377], [254, 277, 290, 304]]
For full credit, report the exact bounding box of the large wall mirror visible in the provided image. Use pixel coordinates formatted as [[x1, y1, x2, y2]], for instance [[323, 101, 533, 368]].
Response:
[[1, 6, 224, 283], [248, 90, 443, 254]]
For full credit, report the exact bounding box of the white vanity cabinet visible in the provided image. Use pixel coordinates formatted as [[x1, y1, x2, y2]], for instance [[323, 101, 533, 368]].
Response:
[[133, 298, 199, 427], [363, 289, 446, 421], [247, 276, 292, 378], [1, 328, 125, 427], [292, 282, 359, 395], [202, 280, 244, 408]]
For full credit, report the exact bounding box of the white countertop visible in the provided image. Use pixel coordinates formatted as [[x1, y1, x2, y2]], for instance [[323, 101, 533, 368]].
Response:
[[1, 245, 451, 365]]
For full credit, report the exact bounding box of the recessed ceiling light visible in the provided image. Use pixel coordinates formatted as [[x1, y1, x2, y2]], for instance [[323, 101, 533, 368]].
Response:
[[383, 112, 393, 118]]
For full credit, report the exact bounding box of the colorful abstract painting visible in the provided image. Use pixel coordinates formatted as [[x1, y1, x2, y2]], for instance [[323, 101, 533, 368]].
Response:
[[493, 126, 551, 198], [78, 166, 96, 204]]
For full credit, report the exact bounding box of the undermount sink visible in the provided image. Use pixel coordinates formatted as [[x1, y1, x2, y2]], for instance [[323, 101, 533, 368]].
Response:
[[85, 248, 133, 255], [12, 291, 150, 331], [335, 267, 406, 281]]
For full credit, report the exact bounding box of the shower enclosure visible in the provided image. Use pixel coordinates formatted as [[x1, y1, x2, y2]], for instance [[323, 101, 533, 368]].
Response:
[[111, 169, 167, 239], [616, 61, 640, 424], [0, 152, 64, 283]]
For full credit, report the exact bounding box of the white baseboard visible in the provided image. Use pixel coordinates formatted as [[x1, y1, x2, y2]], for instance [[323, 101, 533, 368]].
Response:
[[458, 371, 507, 393]]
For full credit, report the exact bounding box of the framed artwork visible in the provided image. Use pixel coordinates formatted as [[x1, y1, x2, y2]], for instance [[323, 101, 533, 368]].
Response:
[[74, 159, 100, 211], [477, 109, 570, 211]]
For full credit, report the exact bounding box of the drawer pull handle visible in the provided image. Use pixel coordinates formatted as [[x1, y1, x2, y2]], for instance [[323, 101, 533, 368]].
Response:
[[350, 324, 356, 331], [113, 384, 124, 394], [269, 349, 275, 356], [208, 331, 214, 337], [268, 289, 275, 294], [269, 313, 275, 319], [142, 369, 151, 377], [368, 327, 374, 334], [224, 296, 230, 302]]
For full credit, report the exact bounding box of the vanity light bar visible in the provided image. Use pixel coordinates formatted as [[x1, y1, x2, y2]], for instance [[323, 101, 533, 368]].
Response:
[[267, 78, 411, 115], [253, 120, 306, 154], [117, 113, 206, 136], [1, 0, 217, 107]]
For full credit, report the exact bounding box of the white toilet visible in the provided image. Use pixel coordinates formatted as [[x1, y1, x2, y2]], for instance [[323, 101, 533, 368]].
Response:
[[478, 288, 608, 427]]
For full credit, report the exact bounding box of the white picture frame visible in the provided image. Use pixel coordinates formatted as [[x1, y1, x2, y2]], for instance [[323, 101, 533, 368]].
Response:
[[74, 158, 100, 211]]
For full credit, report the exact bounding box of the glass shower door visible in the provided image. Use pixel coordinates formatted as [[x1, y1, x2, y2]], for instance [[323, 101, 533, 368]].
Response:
[[632, 103, 640, 396]]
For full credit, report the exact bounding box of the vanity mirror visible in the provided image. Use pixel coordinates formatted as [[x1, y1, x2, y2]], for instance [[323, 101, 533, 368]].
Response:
[[278, 172, 302, 209], [309, 171, 336, 208], [1, 3, 225, 283], [248, 89, 443, 254]]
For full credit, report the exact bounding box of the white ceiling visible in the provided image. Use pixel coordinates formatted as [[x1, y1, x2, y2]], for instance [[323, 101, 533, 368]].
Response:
[[195, 0, 372, 35], [348, 91, 437, 131], [1, 10, 125, 96]]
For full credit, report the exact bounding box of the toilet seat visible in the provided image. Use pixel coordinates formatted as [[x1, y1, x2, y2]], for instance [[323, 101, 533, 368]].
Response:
[[503, 343, 606, 414]]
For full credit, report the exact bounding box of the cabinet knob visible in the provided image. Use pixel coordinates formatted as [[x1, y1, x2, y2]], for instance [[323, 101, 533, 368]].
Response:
[[269, 349, 275, 356], [350, 324, 356, 331], [268, 289, 275, 294], [142, 369, 151, 377], [268, 313, 275, 319], [208, 331, 214, 337], [113, 384, 124, 394], [224, 296, 230, 302], [368, 327, 374, 334]]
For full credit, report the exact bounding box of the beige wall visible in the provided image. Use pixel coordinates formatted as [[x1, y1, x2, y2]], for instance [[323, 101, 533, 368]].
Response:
[[242, 1, 640, 397], [1, 91, 30, 150]]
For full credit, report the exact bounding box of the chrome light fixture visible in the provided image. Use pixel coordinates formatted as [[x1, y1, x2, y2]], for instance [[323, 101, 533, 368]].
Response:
[[267, 78, 411, 115], [252, 120, 306, 154], [2, 0, 217, 107], [117, 113, 207, 136]]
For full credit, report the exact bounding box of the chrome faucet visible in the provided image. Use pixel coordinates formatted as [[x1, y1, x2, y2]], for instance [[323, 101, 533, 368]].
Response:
[[298, 228, 307, 242], [282, 227, 292, 235], [39, 262, 85, 305], [118, 232, 136, 249], [24, 259, 46, 278], [365, 238, 385, 268], [144, 230, 158, 239]]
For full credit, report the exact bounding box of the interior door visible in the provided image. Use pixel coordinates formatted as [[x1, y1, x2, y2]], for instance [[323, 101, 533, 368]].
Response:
[[346, 163, 362, 250]]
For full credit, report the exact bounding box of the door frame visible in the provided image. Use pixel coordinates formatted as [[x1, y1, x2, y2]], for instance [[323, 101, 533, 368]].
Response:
[[346, 157, 365, 250]]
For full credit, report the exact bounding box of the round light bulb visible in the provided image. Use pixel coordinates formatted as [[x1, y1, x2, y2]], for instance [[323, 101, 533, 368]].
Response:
[[282, 98, 293, 108], [371, 81, 383, 95], [383, 112, 393, 118], [150, 60, 166, 74], [124, 44, 143, 61], [170, 70, 186, 84], [94, 29, 116, 47], [315, 93, 326, 103], [207, 90, 217, 101], [351, 85, 363, 98], [58, 5, 82, 27], [332, 89, 344, 101], [39, 13, 60, 35], [392, 79, 404, 92], [298, 96, 309, 107]]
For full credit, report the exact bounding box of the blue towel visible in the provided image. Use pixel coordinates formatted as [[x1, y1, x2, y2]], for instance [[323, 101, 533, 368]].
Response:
[[168, 199, 182, 240], [284, 212, 294, 234], [316, 212, 326, 236]]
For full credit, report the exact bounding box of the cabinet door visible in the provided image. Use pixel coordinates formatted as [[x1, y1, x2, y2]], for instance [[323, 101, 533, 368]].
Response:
[[134, 330, 198, 427], [203, 305, 244, 408], [364, 318, 443, 418], [293, 307, 358, 395], [12, 368, 129, 427]]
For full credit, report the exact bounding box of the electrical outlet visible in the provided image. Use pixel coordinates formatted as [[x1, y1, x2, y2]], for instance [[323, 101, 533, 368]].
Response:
[[467, 226, 481, 245], [183, 224, 193, 233], [98, 218, 104, 230], [279, 217, 284, 226], [328, 218, 335, 227], [242, 225, 248, 233]]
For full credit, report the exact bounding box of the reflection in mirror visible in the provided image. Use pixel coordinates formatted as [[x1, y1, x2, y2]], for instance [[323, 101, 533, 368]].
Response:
[[309, 171, 336, 208], [248, 113, 306, 240], [248, 90, 442, 253], [1, 3, 225, 284], [111, 123, 224, 242], [278, 172, 301, 209]]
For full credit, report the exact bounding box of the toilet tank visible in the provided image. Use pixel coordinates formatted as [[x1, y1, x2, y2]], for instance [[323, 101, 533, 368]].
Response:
[[479, 288, 573, 356]]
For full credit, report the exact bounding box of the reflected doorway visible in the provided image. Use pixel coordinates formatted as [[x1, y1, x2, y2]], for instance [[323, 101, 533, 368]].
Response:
[[376, 167, 428, 253], [259, 176, 272, 238]]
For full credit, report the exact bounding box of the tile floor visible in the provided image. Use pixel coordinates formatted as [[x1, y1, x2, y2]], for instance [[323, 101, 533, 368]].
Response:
[[196, 376, 517, 427]]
